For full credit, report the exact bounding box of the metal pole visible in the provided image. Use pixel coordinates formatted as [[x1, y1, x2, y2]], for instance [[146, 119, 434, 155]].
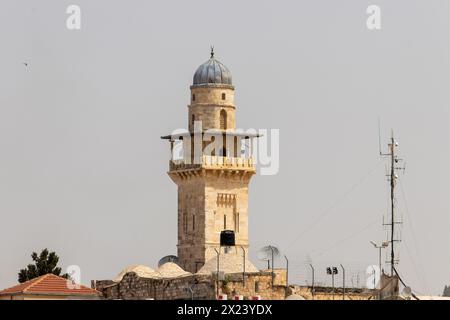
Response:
[[340, 264, 345, 300], [284, 255, 289, 289], [214, 248, 220, 299], [269, 246, 274, 288], [309, 264, 315, 300], [240, 246, 246, 285], [390, 133, 395, 277], [332, 272, 335, 300], [373, 267, 376, 291], [378, 246, 382, 300], [378, 246, 383, 286], [380, 130, 404, 278]]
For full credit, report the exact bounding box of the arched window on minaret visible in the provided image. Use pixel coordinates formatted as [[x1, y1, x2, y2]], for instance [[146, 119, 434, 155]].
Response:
[[192, 114, 195, 126], [220, 110, 227, 130]]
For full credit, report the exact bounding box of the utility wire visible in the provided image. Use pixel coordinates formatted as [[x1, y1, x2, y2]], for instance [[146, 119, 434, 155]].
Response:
[[393, 267, 420, 300], [398, 178, 429, 294], [313, 216, 381, 257], [402, 240, 425, 294], [286, 158, 386, 248]]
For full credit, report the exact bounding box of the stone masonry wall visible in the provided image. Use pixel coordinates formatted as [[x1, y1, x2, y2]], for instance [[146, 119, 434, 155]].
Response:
[[218, 271, 288, 300], [93, 270, 376, 300], [93, 271, 287, 300], [289, 285, 377, 300], [94, 273, 215, 300]]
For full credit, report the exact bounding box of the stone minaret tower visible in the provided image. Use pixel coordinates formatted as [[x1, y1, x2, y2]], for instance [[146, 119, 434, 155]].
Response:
[[162, 49, 258, 273]]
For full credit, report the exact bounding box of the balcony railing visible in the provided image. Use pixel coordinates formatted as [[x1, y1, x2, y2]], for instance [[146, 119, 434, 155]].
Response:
[[169, 155, 255, 171]]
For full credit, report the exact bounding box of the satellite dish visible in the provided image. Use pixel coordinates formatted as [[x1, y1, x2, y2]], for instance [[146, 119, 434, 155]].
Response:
[[257, 245, 281, 269], [158, 255, 179, 268], [257, 245, 280, 260], [402, 286, 412, 298]]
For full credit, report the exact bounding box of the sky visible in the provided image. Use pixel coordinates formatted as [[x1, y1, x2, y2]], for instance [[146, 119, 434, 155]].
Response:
[[0, 0, 449, 295]]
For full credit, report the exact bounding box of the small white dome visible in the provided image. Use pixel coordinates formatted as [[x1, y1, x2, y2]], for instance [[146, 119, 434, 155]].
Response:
[[156, 262, 192, 278], [197, 252, 259, 275], [113, 264, 157, 282]]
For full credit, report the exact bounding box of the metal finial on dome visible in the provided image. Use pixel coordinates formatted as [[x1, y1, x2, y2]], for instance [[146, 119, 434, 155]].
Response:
[[193, 48, 233, 85]]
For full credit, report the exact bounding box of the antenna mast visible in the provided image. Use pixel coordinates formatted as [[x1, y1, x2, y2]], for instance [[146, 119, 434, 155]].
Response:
[[380, 129, 405, 276]]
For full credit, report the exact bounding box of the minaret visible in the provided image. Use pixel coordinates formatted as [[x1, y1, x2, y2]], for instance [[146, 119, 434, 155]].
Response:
[[162, 49, 258, 273]]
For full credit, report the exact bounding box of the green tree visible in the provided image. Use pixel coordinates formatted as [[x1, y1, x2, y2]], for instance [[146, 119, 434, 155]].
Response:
[[443, 285, 450, 297], [18, 248, 69, 283]]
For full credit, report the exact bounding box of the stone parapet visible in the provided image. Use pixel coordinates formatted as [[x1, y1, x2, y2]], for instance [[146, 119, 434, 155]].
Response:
[[170, 156, 255, 172]]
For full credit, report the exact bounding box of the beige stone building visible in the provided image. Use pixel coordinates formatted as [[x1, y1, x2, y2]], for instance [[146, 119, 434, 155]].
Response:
[[91, 52, 380, 300], [93, 266, 378, 300], [162, 49, 259, 273]]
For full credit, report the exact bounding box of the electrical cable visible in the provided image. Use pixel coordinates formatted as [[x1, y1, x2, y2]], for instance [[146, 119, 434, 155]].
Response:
[[286, 158, 386, 248], [393, 266, 420, 300], [398, 178, 430, 294], [313, 217, 381, 257]]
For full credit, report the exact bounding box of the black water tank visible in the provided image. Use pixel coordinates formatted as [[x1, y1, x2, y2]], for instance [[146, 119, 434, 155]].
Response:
[[220, 230, 235, 246]]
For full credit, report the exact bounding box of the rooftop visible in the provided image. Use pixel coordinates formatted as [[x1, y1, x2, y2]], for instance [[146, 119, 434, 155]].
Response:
[[113, 264, 157, 282], [0, 274, 101, 297], [197, 251, 259, 275]]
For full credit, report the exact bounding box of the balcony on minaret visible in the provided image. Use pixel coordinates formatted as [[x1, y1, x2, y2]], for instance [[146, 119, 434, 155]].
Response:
[[169, 155, 255, 171], [161, 130, 259, 174]]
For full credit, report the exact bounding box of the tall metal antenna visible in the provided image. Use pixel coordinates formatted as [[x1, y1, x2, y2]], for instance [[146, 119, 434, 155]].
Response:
[[380, 129, 405, 276]]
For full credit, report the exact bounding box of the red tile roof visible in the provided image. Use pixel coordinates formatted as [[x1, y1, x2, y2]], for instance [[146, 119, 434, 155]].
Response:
[[0, 274, 101, 297]]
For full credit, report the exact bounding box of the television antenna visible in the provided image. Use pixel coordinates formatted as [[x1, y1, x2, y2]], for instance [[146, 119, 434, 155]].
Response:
[[379, 124, 405, 276]]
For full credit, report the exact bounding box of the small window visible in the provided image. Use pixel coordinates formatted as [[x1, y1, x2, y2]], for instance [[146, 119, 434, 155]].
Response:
[[222, 93, 226, 100], [192, 114, 195, 126], [255, 282, 260, 293], [220, 110, 227, 130], [224, 215, 227, 229], [192, 94, 196, 101]]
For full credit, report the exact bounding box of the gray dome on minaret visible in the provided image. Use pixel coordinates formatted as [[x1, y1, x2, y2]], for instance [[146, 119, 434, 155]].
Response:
[[193, 48, 232, 86]]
